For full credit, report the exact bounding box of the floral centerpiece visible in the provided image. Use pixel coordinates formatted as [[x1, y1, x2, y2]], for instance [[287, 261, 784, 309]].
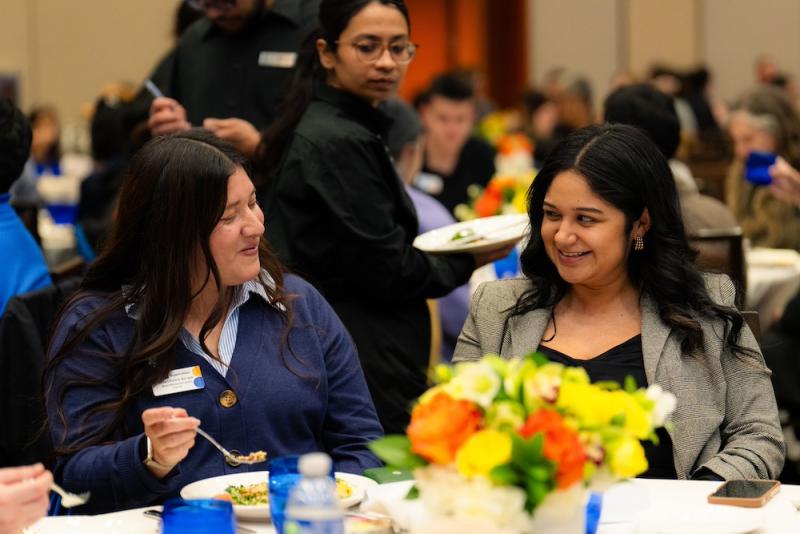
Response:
[[369, 354, 676, 533], [454, 133, 536, 222]]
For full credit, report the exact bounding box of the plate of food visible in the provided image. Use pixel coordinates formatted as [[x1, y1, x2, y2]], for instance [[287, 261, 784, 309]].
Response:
[[180, 471, 376, 520], [413, 214, 529, 255]]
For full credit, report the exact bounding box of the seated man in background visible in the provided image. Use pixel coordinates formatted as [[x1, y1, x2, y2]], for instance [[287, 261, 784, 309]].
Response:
[[0, 99, 52, 317], [383, 98, 469, 361], [604, 84, 737, 234], [416, 72, 495, 214]]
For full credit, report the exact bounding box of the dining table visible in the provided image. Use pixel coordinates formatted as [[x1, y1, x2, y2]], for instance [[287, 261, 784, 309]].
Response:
[[746, 247, 800, 330], [27, 478, 800, 533]]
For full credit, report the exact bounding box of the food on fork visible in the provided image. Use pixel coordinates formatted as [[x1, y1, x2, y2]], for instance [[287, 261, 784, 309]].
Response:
[[235, 450, 267, 463]]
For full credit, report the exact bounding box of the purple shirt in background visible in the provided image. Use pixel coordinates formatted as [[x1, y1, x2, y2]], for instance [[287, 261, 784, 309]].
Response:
[[406, 185, 470, 361]]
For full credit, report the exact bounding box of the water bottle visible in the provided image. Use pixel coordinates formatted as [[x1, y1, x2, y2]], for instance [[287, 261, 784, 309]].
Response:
[[282, 453, 344, 534]]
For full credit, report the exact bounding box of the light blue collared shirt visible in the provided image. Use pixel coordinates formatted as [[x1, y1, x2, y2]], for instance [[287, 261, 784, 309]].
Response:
[[124, 275, 278, 377]]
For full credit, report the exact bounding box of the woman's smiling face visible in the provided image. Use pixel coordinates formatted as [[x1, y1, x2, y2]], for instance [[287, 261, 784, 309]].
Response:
[[540, 170, 640, 289]]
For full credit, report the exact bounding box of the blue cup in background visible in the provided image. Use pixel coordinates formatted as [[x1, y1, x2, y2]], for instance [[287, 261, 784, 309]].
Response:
[[493, 246, 520, 279], [269, 456, 302, 533], [46, 203, 78, 225], [745, 151, 777, 185], [585, 492, 603, 534], [161, 498, 235, 534]]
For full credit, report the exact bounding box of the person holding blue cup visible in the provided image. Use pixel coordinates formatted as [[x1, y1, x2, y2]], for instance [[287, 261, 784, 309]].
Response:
[[725, 85, 800, 250]]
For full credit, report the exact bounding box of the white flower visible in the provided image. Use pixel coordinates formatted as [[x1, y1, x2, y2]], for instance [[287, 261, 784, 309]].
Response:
[[445, 361, 502, 408], [415, 466, 531, 532], [646, 384, 677, 427]]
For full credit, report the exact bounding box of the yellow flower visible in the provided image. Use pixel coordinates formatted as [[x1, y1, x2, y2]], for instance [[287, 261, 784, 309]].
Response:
[[607, 436, 648, 478], [485, 400, 526, 432], [611, 391, 652, 440], [456, 429, 512, 478]]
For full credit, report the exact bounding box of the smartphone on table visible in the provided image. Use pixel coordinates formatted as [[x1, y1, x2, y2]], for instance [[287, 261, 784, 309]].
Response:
[[707, 479, 780, 507], [745, 151, 777, 185]]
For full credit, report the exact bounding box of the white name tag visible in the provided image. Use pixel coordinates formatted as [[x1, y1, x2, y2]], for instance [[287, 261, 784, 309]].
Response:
[[152, 366, 205, 397], [258, 51, 297, 68]]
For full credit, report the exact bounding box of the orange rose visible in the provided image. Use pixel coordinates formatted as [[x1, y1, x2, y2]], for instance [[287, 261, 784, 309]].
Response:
[[408, 392, 481, 464], [475, 191, 503, 218], [519, 410, 586, 489]]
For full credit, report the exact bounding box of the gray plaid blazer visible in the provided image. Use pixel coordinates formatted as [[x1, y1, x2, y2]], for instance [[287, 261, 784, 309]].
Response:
[[453, 273, 785, 480]]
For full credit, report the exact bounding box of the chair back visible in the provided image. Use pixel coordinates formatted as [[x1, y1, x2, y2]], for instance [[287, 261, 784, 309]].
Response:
[[741, 310, 761, 345], [688, 227, 746, 307], [0, 276, 82, 468]]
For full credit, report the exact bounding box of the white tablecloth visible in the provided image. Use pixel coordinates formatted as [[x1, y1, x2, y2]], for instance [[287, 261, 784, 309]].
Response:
[[29, 479, 800, 533], [746, 248, 800, 329]]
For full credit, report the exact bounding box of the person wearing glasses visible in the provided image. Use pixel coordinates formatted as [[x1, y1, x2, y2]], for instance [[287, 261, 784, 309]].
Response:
[[147, 0, 320, 158], [257, 0, 511, 434]]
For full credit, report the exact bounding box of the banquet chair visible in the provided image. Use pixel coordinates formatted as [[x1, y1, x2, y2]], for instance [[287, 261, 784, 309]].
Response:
[[741, 310, 761, 345], [0, 276, 81, 469], [688, 227, 746, 307]]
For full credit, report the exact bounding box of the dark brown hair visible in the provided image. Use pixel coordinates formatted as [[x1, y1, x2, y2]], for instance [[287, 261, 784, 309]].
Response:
[[45, 129, 296, 455]]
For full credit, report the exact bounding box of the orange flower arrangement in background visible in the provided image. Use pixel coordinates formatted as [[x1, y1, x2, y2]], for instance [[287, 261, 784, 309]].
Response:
[[407, 392, 481, 464]]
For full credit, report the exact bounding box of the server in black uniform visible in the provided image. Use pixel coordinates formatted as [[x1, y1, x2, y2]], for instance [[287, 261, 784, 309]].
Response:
[[257, 0, 511, 433]]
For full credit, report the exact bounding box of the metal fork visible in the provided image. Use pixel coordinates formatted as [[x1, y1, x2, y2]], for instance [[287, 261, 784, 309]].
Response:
[[51, 481, 90, 508], [195, 427, 265, 467]]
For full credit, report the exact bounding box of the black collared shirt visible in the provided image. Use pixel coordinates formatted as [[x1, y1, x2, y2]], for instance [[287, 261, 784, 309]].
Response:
[[164, 0, 320, 130]]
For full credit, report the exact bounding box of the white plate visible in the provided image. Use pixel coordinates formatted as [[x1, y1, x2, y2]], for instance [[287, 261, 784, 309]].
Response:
[[413, 214, 529, 255], [633, 502, 765, 534], [180, 471, 376, 521]]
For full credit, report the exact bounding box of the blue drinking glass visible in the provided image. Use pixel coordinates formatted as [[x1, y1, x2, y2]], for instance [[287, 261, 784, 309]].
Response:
[[161, 498, 236, 534], [585, 492, 603, 534], [269, 455, 302, 534], [493, 246, 520, 279], [745, 150, 777, 185]]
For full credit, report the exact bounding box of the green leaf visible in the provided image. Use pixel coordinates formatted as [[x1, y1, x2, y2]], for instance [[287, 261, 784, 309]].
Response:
[[405, 484, 420, 500], [490, 464, 520, 486], [530, 352, 550, 367], [624, 375, 638, 393], [368, 435, 426, 469], [526, 465, 550, 482], [610, 413, 626, 426], [511, 432, 544, 469]]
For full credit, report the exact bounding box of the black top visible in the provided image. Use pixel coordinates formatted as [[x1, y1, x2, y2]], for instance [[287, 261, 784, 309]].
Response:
[[537, 335, 678, 479], [163, 0, 319, 130], [260, 84, 475, 433], [418, 137, 496, 214]]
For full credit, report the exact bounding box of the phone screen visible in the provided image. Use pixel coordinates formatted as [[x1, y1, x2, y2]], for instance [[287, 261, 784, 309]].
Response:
[[711, 480, 778, 499]]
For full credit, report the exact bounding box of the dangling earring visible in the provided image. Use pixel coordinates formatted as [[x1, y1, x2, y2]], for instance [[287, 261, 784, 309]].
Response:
[[634, 235, 644, 251]]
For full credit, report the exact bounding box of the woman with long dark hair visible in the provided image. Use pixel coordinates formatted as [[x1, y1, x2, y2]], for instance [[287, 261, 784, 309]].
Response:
[[257, 0, 508, 433], [454, 124, 784, 481], [44, 130, 382, 514]]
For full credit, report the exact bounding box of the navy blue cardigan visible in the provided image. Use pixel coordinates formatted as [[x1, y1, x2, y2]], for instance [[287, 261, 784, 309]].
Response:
[[46, 274, 383, 513]]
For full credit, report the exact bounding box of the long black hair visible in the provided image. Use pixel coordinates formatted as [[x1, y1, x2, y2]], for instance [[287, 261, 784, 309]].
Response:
[[257, 0, 410, 179], [44, 130, 298, 455], [510, 124, 750, 356]]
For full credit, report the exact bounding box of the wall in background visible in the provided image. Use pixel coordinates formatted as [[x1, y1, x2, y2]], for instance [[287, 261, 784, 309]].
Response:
[[703, 0, 800, 103], [528, 0, 622, 110], [5, 0, 800, 126], [0, 0, 177, 125]]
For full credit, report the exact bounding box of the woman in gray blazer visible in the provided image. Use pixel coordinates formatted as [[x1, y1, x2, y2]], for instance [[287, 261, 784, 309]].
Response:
[[454, 124, 785, 481]]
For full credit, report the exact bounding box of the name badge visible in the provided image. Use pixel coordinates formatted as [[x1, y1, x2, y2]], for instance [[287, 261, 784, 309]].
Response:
[[152, 366, 205, 397], [258, 51, 297, 68]]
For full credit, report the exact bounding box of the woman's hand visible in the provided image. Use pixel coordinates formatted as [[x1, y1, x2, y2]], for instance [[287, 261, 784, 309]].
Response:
[[0, 464, 52, 534], [768, 156, 800, 206], [141, 407, 199, 479]]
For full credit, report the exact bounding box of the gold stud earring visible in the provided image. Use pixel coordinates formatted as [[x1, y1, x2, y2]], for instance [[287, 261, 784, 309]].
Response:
[[634, 235, 644, 251]]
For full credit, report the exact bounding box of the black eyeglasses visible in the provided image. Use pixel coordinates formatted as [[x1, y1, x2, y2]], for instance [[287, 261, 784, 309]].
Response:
[[185, 0, 237, 11], [335, 39, 418, 64]]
